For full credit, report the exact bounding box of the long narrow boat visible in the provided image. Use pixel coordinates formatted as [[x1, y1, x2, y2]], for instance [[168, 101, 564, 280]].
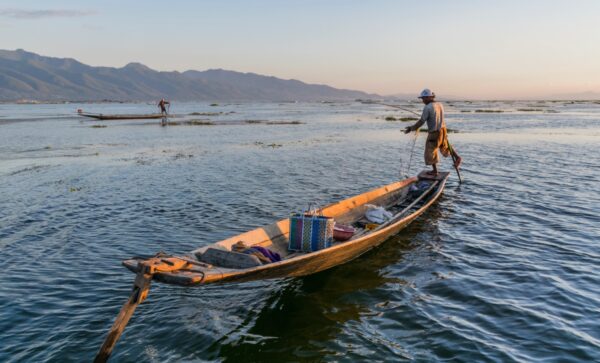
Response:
[[96, 171, 450, 362], [78, 112, 173, 120]]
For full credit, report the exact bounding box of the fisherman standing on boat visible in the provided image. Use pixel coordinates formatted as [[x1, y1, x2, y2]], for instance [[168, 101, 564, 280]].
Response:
[[158, 98, 170, 115], [404, 89, 462, 176]]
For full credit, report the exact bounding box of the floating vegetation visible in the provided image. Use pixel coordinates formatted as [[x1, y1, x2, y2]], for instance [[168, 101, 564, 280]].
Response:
[[210, 103, 219, 107], [254, 141, 282, 148], [8, 165, 54, 176], [246, 120, 303, 125], [90, 125, 107, 128], [188, 120, 214, 125], [545, 110, 560, 113], [386, 116, 418, 122], [517, 108, 544, 112], [189, 112, 221, 116], [69, 187, 82, 192], [173, 152, 193, 160], [136, 159, 151, 165], [475, 109, 504, 113], [266, 121, 303, 125], [461, 110, 472, 113], [168, 120, 214, 126]]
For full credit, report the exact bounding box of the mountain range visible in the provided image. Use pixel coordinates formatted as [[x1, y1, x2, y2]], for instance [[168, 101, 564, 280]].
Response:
[[0, 49, 378, 102]]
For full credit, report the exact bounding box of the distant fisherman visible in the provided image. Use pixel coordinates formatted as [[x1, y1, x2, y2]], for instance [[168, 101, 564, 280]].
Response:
[[404, 89, 462, 176], [158, 98, 170, 115]]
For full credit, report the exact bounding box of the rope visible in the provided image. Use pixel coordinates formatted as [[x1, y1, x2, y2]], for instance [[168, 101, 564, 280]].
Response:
[[405, 129, 419, 177]]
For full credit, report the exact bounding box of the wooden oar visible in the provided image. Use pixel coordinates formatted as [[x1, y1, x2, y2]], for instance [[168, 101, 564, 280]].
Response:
[[94, 256, 190, 362], [378, 102, 463, 184], [94, 271, 152, 363]]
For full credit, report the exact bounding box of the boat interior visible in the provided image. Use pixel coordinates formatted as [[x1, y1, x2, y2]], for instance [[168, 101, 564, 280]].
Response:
[[188, 171, 447, 268], [122, 171, 448, 285]]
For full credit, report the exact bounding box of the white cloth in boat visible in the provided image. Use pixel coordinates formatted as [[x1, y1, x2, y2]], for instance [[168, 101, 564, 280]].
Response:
[[365, 204, 393, 224]]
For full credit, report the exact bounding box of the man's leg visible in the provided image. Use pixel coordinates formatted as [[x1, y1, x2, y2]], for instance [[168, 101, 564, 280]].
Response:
[[451, 149, 462, 169]]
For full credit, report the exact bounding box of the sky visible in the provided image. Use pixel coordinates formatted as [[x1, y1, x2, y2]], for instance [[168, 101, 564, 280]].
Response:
[[1, 0, 599, 99]]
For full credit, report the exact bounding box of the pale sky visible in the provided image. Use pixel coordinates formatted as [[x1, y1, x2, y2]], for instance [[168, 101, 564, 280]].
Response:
[[1, 0, 599, 99]]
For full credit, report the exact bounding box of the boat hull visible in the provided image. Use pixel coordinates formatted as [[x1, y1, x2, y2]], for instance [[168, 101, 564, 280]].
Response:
[[123, 172, 449, 286], [79, 113, 170, 120]]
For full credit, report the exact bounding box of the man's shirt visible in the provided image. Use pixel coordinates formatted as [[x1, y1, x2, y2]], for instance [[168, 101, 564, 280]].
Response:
[[412, 102, 445, 132]]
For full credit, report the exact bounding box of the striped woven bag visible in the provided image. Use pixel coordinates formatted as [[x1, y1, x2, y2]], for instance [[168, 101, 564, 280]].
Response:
[[288, 213, 334, 252]]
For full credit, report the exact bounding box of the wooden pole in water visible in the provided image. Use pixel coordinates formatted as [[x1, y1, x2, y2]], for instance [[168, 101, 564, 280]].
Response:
[[94, 272, 152, 363]]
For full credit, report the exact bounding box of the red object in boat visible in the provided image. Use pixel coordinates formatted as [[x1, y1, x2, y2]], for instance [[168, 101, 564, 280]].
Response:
[[333, 224, 355, 241]]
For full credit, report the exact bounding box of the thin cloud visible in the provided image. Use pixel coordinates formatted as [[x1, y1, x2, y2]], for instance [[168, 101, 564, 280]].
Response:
[[0, 9, 97, 19]]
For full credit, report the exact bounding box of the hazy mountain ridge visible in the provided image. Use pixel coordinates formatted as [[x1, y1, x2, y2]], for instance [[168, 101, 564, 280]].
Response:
[[0, 49, 378, 102]]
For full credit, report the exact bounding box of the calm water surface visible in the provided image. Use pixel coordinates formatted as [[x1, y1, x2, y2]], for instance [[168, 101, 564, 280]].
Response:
[[1, 101, 599, 362]]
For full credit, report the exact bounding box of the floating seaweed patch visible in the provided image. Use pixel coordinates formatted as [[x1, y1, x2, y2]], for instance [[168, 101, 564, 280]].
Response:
[[187, 120, 214, 125], [168, 120, 214, 126], [245, 120, 303, 125], [8, 165, 53, 176], [173, 152, 193, 160], [254, 141, 283, 148], [266, 121, 303, 125], [188, 112, 222, 116], [517, 108, 544, 112], [91, 125, 107, 128], [475, 109, 504, 113]]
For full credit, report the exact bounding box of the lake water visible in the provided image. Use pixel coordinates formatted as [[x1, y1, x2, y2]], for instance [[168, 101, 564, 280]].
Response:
[[1, 100, 599, 362]]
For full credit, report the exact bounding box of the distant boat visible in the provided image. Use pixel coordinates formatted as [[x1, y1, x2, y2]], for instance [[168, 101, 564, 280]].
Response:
[[78, 112, 174, 120]]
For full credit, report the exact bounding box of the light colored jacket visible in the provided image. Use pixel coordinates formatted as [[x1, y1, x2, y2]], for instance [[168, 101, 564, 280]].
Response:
[[411, 102, 445, 132]]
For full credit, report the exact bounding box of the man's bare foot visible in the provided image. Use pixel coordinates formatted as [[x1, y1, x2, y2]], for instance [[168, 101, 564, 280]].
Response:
[[453, 156, 462, 169]]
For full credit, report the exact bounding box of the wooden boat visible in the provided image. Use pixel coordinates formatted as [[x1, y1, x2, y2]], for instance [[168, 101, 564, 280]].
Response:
[[78, 112, 172, 120], [95, 171, 450, 362], [124, 171, 450, 285]]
